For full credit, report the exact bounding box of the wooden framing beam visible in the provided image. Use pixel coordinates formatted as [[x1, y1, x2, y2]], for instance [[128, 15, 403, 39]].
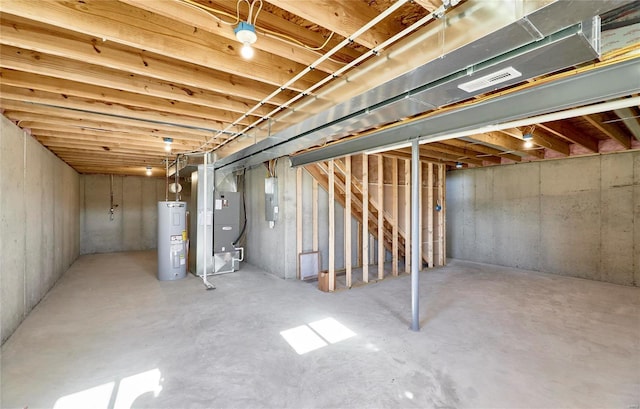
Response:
[[392, 156, 399, 276], [538, 122, 599, 153], [29, 129, 199, 151], [520, 129, 570, 156], [195, 0, 362, 64], [442, 139, 523, 162], [121, 0, 345, 73], [469, 132, 545, 159], [0, 64, 275, 117], [1, 102, 227, 139], [424, 142, 502, 164], [377, 154, 384, 280], [0, 1, 324, 90], [0, 17, 292, 105], [583, 113, 632, 149], [383, 150, 456, 167], [328, 160, 336, 291], [1, 84, 249, 129], [266, 0, 406, 49], [32, 136, 173, 155], [0, 67, 267, 119]]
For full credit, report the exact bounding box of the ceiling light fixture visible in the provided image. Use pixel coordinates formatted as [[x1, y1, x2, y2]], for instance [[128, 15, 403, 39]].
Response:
[[455, 162, 463, 169], [523, 131, 534, 148], [235, 21, 257, 60], [146, 166, 152, 176], [163, 137, 173, 152]]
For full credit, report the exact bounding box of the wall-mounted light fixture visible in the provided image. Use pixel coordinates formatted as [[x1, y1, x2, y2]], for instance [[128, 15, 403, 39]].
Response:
[[235, 21, 257, 59], [163, 137, 173, 152], [146, 166, 152, 176]]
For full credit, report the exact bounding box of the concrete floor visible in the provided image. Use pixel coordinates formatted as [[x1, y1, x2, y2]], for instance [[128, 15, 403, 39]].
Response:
[[2, 251, 639, 409]]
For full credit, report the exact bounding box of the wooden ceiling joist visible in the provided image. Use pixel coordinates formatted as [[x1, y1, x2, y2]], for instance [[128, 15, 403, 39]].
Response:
[[422, 142, 502, 164], [34, 138, 173, 156], [0, 16, 291, 104], [1, 101, 234, 140], [0, 85, 252, 130], [32, 131, 198, 151], [582, 113, 632, 149], [468, 132, 545, 159], [12, 118, 211, 144], [440, 139, 523, 163], [267, 0, 406, 49], [513, 129, 571, 156], [1, 0, 326, 91], [0, 71, 258, 125], [0, 60, 276, 117], [30, 129, 198, 150], [538, 121, 600, 153], [200, 0, 362, 63], [119, 0, 346, 73]]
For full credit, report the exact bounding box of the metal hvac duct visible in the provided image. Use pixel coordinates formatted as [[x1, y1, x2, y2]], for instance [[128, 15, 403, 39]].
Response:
[[214, 0, 632, 172]]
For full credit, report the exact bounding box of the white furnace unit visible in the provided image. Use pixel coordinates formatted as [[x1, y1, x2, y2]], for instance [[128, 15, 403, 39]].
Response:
[[157, 201, 187, 281]]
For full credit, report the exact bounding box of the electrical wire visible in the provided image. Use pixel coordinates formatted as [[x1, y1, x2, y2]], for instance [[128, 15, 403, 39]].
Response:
[[232, 169, 247, 246], [263, 29, 335, 51], [180, 0, 239, 25], [178, 0, 337, 52]]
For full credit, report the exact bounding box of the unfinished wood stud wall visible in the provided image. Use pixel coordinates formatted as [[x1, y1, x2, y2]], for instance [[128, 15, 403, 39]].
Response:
[[297, 155, 446, 291]]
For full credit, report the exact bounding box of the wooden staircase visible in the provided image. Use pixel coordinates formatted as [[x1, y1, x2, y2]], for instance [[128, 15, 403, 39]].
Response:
[[304, 158, 408, 264]]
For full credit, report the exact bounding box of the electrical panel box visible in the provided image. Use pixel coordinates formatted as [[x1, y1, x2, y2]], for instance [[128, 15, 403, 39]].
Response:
[[265, 177, 278, 224]]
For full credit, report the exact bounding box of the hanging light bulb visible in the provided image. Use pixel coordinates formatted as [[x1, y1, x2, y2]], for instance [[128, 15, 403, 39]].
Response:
[[241, 42, 254, 59], [455, 162, 463, 169], [163, 137, 173, 152], [234, 21, 257, 60], [523, 133, 534, 149], [146, 166, 152, 176]]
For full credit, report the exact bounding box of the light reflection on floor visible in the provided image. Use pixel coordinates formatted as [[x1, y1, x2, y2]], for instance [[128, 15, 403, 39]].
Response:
[[52, 368, 162, 409], [280, 317, 356, 355]]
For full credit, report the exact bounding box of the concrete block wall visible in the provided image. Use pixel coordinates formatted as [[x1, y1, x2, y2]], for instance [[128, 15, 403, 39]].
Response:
[[1, 115, 80, 344], [79, 175, 187, 254], [447, 152, 640, 286]]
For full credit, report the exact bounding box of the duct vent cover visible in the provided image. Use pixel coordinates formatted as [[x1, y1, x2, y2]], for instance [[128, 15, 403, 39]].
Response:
[[458, 67, 522, 93]]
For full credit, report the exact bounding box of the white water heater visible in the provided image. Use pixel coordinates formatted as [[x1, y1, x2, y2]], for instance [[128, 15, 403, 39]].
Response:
[[157, 201, 187, 281]]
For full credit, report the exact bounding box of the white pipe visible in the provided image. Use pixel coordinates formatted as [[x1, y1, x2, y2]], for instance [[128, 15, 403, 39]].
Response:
[[365, 96, 640, 153], [192, 0, 430, 153], [240, 3, 445, 137], [418, 96, 640, 144]]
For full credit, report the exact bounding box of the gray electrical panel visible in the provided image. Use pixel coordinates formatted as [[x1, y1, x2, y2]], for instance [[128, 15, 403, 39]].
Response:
[[265, 177, 278, 226]]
